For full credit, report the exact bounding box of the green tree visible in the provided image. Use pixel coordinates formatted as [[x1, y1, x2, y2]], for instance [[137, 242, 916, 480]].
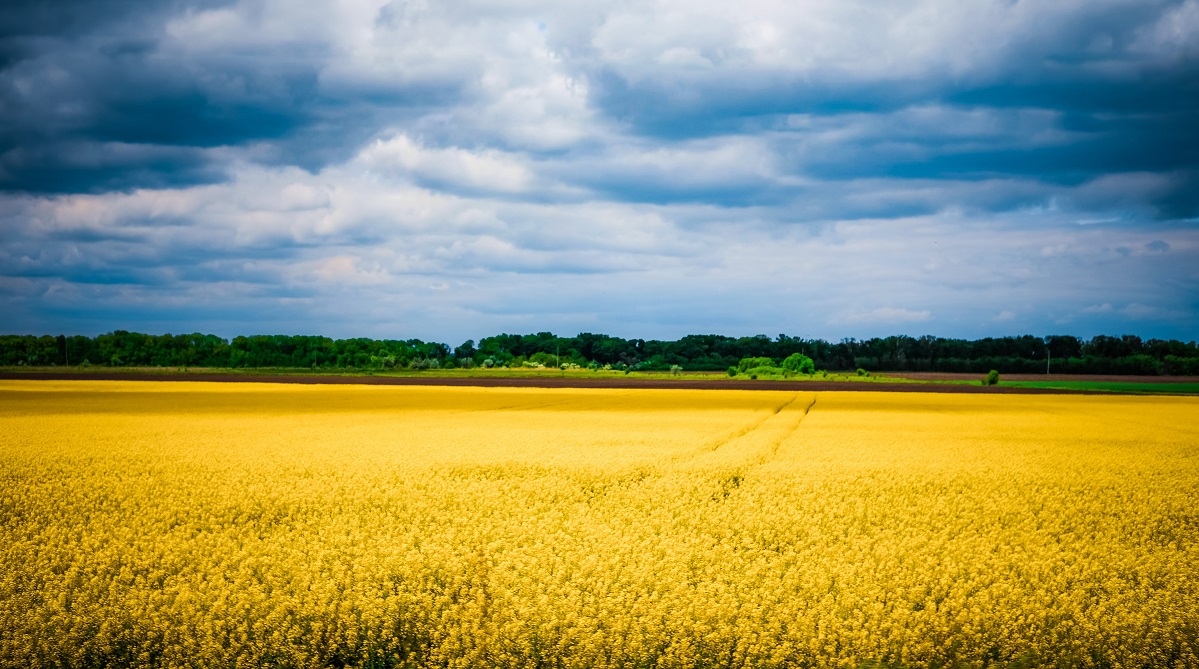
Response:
[[782, 353, 815, 375], [454, 340, 476, 360]]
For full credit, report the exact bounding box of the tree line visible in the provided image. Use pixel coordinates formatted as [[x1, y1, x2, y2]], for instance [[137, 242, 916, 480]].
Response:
[[1, 330, 1197, 375]]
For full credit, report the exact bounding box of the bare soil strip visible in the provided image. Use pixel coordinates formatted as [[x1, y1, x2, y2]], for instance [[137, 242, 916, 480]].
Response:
[[890, 372, 1199, 383], [0, 370, 1143, 394]]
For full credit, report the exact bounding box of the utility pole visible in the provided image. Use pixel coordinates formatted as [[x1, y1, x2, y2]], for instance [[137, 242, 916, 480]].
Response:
[[1046, 349, 1051, 375]]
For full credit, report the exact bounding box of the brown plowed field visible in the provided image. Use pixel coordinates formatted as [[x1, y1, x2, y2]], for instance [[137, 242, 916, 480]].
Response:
[[888, 372, 1199, 383], [0, 370, 1154, 394]]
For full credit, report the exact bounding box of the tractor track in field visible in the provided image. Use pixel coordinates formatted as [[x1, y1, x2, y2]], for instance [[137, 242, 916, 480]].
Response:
[[0, 370, 1145, 394]]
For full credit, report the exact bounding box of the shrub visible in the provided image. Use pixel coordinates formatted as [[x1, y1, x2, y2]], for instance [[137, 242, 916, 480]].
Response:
[[727, 367, 737, 377], [984, 369, 1000, 386], [745, 365, 782, 378], [782, 353, 815, 375], [670, 364, 683, 376], [856, 368, 869, 377], [737, 357, 775, 373]]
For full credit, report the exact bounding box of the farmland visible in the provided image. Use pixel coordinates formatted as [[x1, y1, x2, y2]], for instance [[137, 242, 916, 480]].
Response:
[[2, 381, 1198, 668]]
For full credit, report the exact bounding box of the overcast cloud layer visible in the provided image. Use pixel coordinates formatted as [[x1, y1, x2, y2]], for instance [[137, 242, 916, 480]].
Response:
[[2, 0, 1197, 342]]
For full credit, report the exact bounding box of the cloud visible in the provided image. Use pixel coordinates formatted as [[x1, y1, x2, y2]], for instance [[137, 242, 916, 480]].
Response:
[[1119, 302, 1188, 320], [4, 169, 1198, 340], [1, 0, 1197, 341], [356, 134, 536, 194], [843, 308, 933, 325]]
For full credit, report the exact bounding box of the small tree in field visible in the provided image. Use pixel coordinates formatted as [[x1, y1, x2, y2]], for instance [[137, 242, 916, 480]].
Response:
[[782, 353, 815, 375], [984, 369, 1000, 386]]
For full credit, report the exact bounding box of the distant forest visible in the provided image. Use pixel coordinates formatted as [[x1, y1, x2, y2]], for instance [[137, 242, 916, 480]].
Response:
[[3, 330, 1198, 375]]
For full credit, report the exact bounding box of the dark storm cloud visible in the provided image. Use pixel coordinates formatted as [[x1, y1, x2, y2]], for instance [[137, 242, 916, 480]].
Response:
[[2, 0, 1197, 341], [0, 141, 228, 193], [4, 0, 1197, 220], [0, 0, 226, 38], [579, 0, 1199, 218], [0, 0, 423, 193], [591, 72, 912, 140], [0, 40, 320, 192]]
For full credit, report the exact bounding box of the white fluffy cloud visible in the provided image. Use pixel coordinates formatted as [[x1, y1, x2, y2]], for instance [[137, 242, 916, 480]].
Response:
[[356, 134, 536, 193]]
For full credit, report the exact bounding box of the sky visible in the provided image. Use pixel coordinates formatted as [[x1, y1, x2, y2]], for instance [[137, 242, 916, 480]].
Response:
[[1, 0, 1197, 344]]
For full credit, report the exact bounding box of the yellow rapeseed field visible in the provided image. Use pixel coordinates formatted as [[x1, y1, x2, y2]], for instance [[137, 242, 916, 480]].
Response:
[[1, 380, 1197, 669]]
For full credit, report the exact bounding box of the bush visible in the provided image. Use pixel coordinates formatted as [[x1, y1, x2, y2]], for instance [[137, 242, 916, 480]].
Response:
[[727, 367, 738, 377], [782, 353, 815, 375], [856, 368, 869, 377], [737, 357, 775, 373], [670, 364, 683, 375], [984, 369, 1000, 386], [745, 365, 783, 378]]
